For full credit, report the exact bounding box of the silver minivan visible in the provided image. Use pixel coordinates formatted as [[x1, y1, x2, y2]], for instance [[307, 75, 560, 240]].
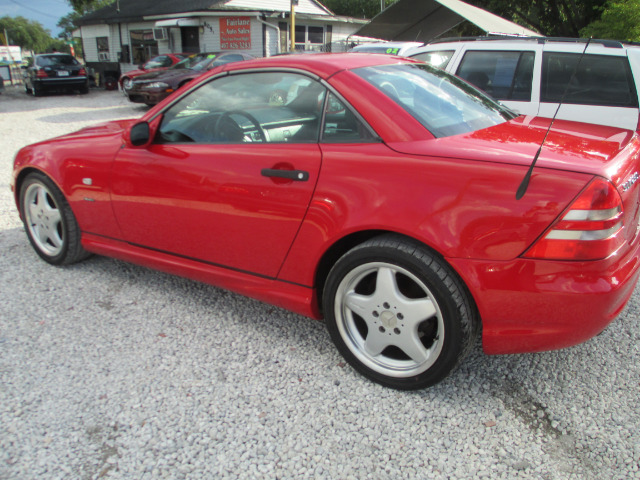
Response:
[[407, 38, 640, 131]]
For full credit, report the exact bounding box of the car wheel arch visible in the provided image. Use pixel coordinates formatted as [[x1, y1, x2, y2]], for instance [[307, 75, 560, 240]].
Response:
[[314, 230, 476, 319], [14, 167, 53, 209]]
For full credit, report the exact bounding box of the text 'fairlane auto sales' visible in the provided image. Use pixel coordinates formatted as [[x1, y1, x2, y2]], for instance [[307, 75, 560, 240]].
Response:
[[219, 17, 251, 50]]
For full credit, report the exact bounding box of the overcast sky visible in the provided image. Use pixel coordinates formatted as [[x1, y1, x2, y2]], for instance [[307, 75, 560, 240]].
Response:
[[1, 0, 73, 37]]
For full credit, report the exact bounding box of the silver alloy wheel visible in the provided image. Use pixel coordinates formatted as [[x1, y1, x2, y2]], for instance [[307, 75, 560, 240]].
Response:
[[122, 77, 132, 90], [334, 262, 445, 378], [23, 182, 64, 257]]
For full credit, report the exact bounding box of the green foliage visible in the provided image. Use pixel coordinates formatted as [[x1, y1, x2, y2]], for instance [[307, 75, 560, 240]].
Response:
[[57, 13, 84, 57], [580, 0, 640, 41], [467, 0, 608, 37], [0, 16, 56, 53], [68, 0, 115, 15], [323, 0, 396, 19], [57, 12, 82, 40]]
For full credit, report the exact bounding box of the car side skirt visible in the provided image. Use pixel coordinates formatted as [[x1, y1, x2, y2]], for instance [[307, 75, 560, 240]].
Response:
[[81, 233, 321, 320]]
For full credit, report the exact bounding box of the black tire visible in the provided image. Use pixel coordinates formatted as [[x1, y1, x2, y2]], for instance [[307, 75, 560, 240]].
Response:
[[19, 172, 91, 266], [32, 83, 43, 97], [323, 234, 479, 390], [25, 84, 32, 95]]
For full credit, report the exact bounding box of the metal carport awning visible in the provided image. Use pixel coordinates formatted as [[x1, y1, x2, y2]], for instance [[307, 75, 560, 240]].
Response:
[[355, 0, 540, 42], [154, 18, 201, 28]]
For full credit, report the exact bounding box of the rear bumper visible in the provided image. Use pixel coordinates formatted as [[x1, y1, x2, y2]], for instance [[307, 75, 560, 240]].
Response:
[[449, 240, 640, 354], [35, 77, 88, 89]]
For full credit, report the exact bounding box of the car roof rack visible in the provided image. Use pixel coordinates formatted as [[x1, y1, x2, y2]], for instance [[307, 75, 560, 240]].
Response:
[[428, 35, 624, 49]]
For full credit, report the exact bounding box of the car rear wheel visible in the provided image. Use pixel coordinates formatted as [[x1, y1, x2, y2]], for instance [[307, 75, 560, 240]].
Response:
[[323, 234, 478, 390], [32, 83, 43, 97], [19, 172, 91, 266]]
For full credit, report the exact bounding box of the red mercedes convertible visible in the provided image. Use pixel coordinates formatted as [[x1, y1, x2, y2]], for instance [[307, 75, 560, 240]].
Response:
[[12, 54, 640, 389]]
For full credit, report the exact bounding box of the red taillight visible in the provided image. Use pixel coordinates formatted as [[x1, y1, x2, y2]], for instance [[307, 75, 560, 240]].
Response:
[[523, 177, 625, 260], [78, 68, 86, 76], [36, 68, 48, 78]]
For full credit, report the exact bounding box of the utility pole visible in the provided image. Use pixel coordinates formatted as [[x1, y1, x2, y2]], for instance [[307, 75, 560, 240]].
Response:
[[290, 0, 297, 52]]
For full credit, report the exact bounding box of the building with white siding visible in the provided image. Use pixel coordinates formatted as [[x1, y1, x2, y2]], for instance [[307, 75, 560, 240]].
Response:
[[76, 0, 367, 81]]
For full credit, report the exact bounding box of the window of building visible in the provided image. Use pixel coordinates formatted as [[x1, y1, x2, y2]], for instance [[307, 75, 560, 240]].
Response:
[[294, 25, 325, 51], [129, 30, 159, 65], [96, 37, 109, 61]]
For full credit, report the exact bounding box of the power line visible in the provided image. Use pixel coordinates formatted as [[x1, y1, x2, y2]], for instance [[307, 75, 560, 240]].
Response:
[[6, 0, 65, 20]]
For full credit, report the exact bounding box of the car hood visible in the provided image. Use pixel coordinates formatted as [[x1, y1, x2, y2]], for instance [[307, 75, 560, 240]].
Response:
[[54, 119, 137, 140], [387, 115, 638, 180]]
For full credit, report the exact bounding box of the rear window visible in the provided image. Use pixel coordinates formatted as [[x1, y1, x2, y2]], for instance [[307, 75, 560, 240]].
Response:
[[541, 53, 638, 107], [410, 50, 454, 69], [36, 55, 79, 67], [456, 50, 535, 101], [354, 63, 515, 138]]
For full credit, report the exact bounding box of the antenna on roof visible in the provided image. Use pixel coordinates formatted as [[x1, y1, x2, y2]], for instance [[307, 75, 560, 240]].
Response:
[[515, 37, 592, 200]]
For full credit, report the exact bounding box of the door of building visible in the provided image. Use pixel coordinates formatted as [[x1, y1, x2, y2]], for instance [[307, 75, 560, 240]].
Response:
[[181, 27, 200, 53]]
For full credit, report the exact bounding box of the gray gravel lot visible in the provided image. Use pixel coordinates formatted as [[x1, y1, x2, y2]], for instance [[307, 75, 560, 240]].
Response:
[[1, 84, 639, 480]]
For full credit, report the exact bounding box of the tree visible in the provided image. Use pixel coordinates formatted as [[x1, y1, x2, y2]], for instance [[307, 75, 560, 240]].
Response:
[[68, 0, 115, 15], [580, 0, 640, 41], [57, 13, 84, 57], [323, 0, 396, 19], [465, 0, 608, 37], [0, 16, 54, 53]]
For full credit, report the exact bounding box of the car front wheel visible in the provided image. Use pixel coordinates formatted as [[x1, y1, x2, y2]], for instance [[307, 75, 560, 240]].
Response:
[[323, 234, 478, 390], [19, 172, 90, 265]]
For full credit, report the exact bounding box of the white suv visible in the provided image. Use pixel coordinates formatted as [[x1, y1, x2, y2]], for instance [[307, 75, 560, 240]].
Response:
[[406, 38, 640, 131]]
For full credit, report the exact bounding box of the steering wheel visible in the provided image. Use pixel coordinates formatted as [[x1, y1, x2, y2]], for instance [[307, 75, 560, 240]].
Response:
[[214, 110, 267, 143], [379, 81, 400, 100]]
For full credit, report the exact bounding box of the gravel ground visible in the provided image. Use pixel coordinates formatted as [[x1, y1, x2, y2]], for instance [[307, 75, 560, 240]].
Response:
[[1, 84, 640, 480]]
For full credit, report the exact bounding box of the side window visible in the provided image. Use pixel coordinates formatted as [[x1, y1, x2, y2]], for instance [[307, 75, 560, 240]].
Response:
[[410, 50, 454, 69], [541, 53, 638, 107], [157, 72, 326, 144], [322, 93, 377, 143], [456, 50, 535, 101]]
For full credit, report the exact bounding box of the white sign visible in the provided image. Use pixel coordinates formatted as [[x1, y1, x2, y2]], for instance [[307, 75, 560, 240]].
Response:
[[0, 45, 22, 63]]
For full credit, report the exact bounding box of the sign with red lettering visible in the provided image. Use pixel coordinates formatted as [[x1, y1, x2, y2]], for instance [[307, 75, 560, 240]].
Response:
[[219, 17, 251, 50]]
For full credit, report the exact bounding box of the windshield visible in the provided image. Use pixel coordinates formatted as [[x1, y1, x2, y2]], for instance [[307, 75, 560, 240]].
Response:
[[172, 53, 217, 71], [354, 63, 517, 138]]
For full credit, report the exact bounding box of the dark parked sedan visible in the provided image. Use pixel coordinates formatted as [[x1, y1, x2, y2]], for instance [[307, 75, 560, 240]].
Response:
[[24, 53, 89, 96], [126, 51, 254, 105]]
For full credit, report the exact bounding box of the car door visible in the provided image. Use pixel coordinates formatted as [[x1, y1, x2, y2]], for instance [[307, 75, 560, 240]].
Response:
[[110, 71, 325, 278]]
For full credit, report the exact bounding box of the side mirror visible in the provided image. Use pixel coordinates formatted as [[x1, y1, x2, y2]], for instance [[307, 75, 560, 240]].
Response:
[[128, 122, 150, 147]]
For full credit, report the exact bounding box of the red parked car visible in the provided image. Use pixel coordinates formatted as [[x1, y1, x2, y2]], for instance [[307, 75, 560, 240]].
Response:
[[119, 53, 187, 91], [11, 54, 640, 389]]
